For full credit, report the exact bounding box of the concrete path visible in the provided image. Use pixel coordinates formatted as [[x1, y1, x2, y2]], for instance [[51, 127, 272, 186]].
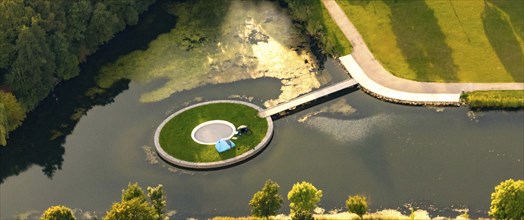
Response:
[[322, 0, 524, 104], [341, 55, 460, 104]]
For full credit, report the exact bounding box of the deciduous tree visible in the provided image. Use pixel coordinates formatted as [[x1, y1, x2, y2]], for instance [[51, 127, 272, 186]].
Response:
[[104, 198, 155, 220], [287, 181, 322, 217], [41, 205, 76, 220], [121, 182, 147, 202], [489, 179, 524, 219], [0, 91, 25, 146], [147, 184, 167, 220], [105, 182, 167, 220], [249, 179, 283, 218], [346, 195, 368, 218], [0, 91, 24, 131], [7, 22, 56, 109]]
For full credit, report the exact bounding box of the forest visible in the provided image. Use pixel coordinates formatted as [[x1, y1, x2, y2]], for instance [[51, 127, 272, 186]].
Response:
[[0, 0, 155, 145]]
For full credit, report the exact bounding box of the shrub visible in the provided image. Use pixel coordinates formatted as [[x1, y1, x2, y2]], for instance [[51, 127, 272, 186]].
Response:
[[489, 179, 524, 219], [291, 211, 313, 220], [249, 179, 283, 218], [346, 195, 368, 218], [287, 181, 322, 216], [104, 182, 167, 220], [41, 205, 76, 220], [463, 90, 524, 109]]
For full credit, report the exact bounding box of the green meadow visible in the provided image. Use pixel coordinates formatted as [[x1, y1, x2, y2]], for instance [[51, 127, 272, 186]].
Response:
[[337, 0, 523, 83]]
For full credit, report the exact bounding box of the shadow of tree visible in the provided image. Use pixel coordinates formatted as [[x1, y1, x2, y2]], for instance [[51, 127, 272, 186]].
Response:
[[385, 0, 457, 82], [482, 1, 524, 82], [346, 0, 379, 17], [487, 0, 523, 43], [0, 0, 176, 184], [353, 133, 396, 193], [347, 0, 372, 7]]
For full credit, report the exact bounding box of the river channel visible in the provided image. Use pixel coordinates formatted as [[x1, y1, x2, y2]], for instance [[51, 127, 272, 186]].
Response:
[[1, 0, 523, 219]]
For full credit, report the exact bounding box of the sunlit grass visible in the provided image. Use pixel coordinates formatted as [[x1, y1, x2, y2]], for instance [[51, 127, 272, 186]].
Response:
[[337, 0, 523, 83], [158, 103, 268, 162]]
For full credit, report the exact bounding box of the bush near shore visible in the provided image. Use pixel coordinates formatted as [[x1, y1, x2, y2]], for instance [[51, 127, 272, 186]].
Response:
[[462, 90, 524, 109]]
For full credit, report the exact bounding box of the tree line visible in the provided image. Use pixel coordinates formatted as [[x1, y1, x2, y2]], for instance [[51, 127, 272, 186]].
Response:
[[246, 179, 523, 220], [39, 179, 523, 220], [41, 183, 167, 220], [0, 0, 155, 146]]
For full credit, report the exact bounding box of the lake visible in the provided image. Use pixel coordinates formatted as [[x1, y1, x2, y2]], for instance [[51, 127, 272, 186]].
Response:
[[1, 0, 522, 219]]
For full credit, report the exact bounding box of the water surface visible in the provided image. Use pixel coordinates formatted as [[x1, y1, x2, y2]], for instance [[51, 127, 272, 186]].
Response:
[[1, 1, 522, 219]]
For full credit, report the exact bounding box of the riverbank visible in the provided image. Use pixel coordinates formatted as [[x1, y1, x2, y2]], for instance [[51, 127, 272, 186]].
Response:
[[0, 0, 159, 145], [210, 209, 468, 220], [462, 90, 524, 109], [2, 1, 522, 219], [335, 0, 522, 83], [322, 0, 524, 108], [280, 0, 352, 57]]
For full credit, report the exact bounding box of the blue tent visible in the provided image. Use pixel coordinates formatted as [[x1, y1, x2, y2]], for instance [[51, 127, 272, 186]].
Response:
[[215, 139, 235, 153]]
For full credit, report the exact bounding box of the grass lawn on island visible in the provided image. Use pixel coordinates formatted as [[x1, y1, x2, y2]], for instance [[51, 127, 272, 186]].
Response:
[[158, 103, 268, 163], [337, 0, 523, 83]]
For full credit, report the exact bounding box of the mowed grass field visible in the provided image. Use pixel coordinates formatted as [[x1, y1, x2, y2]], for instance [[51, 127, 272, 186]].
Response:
[[337, 0, 523, 83]]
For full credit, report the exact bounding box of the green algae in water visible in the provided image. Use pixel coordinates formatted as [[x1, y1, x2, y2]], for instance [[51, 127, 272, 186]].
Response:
[[96, 0, 326, 106]]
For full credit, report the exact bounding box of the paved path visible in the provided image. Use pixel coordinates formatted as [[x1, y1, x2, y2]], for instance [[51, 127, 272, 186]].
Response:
[[258, 79, 358, 117], [322, 0, 524, 104], [192, 120, 235, 145]]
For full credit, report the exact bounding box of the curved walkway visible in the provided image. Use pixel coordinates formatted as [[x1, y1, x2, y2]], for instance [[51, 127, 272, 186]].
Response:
[[322, 0, 524, 104], [154, 100, 273, 169]]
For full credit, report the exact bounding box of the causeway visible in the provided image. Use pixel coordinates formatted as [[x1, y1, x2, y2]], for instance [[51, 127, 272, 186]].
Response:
[[258, 79, 358, 117]]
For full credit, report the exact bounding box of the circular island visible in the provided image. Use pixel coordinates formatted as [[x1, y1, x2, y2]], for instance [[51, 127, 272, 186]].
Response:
[[154, 100, 273, 169]]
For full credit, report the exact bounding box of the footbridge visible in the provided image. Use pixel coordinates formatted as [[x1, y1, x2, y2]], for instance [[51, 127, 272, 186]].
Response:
[[258, 79, 358, 118]]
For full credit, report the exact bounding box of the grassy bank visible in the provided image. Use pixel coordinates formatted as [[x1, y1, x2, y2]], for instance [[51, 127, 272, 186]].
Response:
[[284, 0, 352, 56], [462, 90, 524, 109], [159, 103, 268, 162], [211, 209, 455, 220], [334, 0, 523, 108], [336, 0, 523, 83]]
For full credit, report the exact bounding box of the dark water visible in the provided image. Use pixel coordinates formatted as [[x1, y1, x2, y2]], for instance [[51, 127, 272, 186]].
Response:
[[1, 1, 523, 219]]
